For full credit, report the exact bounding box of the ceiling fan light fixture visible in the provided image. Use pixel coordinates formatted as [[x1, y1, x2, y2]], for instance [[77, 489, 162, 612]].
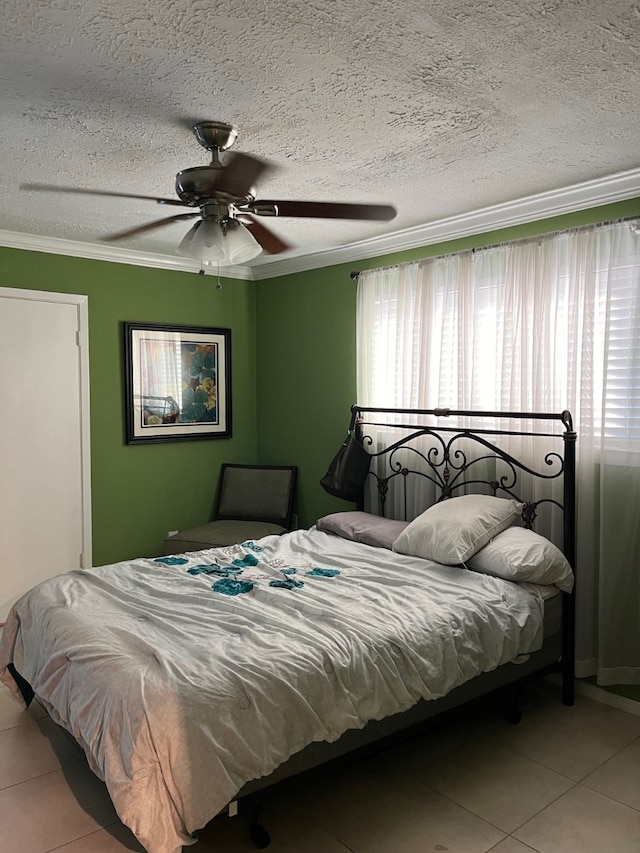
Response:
[[175, 221, 202, 258], [197, 218, 223, 248], [190, 220, 227, 262], [175, 218, 260, 265], [225, 220, 262, 263], [176, 219, 227, 262]]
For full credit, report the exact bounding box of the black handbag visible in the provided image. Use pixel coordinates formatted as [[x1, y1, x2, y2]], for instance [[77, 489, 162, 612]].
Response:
[[320, 431, 370, 501]]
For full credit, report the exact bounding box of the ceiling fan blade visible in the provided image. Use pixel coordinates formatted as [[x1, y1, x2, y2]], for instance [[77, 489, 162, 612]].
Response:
[[211, 152, 271, 199], [101, 212, 200, 242], [20, 183, 191, 207], [236, 214, 290, 255], [247, 200, 397, 221]]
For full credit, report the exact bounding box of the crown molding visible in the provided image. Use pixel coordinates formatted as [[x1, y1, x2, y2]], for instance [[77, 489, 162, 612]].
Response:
[[2, 167, 639, 281], [251, 166, 640, 279], [0, 230, 253, 280]]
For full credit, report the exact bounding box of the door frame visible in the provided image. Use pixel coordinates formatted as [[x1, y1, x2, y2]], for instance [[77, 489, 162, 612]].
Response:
[[0, 286, 92, 568]]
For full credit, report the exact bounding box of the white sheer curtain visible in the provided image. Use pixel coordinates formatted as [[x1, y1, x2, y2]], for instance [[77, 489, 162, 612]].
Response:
[[357, 220, 640, 686]]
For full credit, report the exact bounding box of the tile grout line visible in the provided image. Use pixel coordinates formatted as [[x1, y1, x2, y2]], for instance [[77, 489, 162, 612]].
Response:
[[44, 825, 109, 853], [414, 732, 589, 840], [418, 778, 511, 840], [413, 716, 579, 831], [0, 758, 88, 794], [474, 732, 640, 835], [326, 831, 358, 853], [579, 777, 640, 815], [499, 735, 631, 787], [507, 778, 581, 835], [486, 835, 542, 853], [487, 689, 640, 790]]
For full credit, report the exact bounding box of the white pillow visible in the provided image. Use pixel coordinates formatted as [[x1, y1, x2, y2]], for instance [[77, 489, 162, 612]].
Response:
[[467, 526, 574, 592], [392, 494, 522, 565]]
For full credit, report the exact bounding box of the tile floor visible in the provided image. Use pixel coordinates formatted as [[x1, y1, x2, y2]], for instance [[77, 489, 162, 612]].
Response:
[[1, 678, 640, 853]]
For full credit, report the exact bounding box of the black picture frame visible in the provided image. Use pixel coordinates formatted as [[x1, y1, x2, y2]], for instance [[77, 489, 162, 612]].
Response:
[[124, 322, 232, 444]]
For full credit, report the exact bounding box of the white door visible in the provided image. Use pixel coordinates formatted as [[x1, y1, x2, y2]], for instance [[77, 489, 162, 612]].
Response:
[[0, 287, 91, 621]]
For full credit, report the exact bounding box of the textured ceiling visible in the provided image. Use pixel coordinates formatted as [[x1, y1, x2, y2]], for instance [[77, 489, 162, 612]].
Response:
[[2, 0, 640, 270]]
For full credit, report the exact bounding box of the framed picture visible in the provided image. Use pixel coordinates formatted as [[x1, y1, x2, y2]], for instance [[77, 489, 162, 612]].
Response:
[[124, 322, 232, 444]]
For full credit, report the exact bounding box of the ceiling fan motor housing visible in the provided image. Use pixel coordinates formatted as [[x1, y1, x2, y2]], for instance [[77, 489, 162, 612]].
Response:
[[175, 166, 255, 208]]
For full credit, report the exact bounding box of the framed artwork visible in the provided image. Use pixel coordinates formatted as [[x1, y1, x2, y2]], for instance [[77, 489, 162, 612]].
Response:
[[124, 322, 232, 444]]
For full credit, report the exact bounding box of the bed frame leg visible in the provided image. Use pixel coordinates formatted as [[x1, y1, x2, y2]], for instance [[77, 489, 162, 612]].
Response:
[[249, 803, 271, 849], [504, 683, 523, 725], [561, 659, 575, 706], [561, 589, 576, 706]]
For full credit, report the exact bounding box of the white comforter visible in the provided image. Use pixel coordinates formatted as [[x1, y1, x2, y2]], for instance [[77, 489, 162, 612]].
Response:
[[0, 528, 544, 853]]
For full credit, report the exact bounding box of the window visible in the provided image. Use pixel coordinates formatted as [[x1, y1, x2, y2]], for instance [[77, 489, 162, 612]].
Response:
[[357, 218, 640, 686], [358, 221, 640, 443]]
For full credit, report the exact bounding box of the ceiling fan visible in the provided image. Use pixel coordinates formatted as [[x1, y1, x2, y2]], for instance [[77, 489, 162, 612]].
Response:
[[21, 120, 397, 265]]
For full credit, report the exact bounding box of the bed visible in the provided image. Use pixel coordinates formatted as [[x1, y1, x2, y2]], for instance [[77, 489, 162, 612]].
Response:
[[0, 406, 576, 853]]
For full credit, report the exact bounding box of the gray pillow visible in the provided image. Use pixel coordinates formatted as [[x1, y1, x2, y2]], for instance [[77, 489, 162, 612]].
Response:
[[316, 511, 409, 549]]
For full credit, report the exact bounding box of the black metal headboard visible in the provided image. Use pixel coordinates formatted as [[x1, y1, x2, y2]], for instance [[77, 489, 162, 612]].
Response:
[[351, 405, 577, 705], [352, 405, 576, 565]]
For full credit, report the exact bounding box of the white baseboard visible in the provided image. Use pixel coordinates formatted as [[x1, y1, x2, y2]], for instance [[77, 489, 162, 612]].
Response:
[[547, 674, 640, 717], [576, 680, 640, 717]]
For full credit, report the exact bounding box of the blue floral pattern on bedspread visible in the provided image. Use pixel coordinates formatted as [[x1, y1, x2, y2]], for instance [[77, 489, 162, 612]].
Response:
[[269, 579, 305, 590], [154, 556, 189, 566], [158, 541, 342, 597], [231, 553, 259, 569], [212, 579, 255, 596], [187, 565, 242, 577]]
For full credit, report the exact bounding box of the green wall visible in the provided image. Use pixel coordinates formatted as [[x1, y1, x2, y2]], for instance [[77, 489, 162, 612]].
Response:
[[256, 197, 640, 528], [0, 248, 258, 565], [3, 196, 639, 563]]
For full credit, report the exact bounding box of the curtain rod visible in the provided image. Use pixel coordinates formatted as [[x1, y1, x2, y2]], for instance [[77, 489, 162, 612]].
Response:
[[348, 215, 640, 279], [470, 215, 640, 255]]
